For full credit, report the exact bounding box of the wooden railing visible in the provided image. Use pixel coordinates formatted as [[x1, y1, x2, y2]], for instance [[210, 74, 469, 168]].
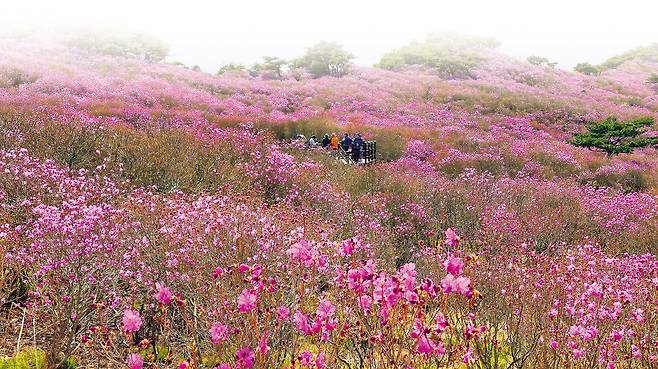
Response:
[[334, 141, 376, 165], [362, 141, 376, 164]]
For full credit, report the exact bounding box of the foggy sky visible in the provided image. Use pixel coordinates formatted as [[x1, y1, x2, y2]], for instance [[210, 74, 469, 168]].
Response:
[[1, 0, 656, 72]]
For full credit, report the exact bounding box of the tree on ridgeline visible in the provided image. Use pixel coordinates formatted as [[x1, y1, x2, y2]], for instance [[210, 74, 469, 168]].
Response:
[[527, 55, 557, 68], [377, 32, 500, 79], [217, 63, 247, 75], [569, 116, 658, 156], [251, 56, 288, 79], [68, 29, 169, 62], [294, 42, 354, 78], [574, 62, 601, 76]]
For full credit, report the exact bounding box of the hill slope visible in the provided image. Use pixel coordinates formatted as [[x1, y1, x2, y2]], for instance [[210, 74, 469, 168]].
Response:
[[0, 37, 656, 369]]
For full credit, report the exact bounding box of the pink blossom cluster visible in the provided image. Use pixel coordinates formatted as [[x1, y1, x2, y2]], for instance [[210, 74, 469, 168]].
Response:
[[481, 244, 657, 367]]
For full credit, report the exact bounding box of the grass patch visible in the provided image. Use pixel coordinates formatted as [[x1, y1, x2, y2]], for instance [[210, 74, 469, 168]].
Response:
[[0, 348, 77, 369]]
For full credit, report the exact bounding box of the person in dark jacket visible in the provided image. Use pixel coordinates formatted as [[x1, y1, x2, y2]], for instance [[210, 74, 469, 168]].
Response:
[[321, 134, 330, 148], [351, 133, 364, 163], [341, 133, 352, 152]]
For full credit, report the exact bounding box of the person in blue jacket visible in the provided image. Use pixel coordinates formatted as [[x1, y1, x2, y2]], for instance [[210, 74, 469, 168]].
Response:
[[351, 133, 364, 163], [340, 133, 352, 152]]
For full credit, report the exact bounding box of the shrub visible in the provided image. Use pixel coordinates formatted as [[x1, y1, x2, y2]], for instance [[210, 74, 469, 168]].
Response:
[[600, 42, 658, 70], [478, 245, 657, 368], [0, 66, 37, 87], [437, 155, 505, 178], [0, 111, 256, 193], [530, 151, 581, 179], [256, 117, 341, 141], [404, 139, 436, 160], [647, 73, 658, 84], [365, 129, 406, 162], [580, 163, 654, 193], [0, 348, 49, 369]]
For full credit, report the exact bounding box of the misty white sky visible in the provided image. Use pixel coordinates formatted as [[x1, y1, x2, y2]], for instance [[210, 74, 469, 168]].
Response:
[[1, 0, 656, 72]]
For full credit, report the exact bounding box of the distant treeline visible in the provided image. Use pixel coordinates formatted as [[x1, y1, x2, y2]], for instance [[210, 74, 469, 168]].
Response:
[[29, 27, 658, 81]]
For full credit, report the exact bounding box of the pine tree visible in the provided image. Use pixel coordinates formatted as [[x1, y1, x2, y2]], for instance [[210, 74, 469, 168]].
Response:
[[569, 116, 658, 156]]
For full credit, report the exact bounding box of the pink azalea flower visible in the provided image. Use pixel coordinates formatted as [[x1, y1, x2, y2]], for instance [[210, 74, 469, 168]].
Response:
[[259, 331, 269, 355], [251, 264, 263, 279], [316, 299, 336, 320], [236, 347, 255, 369], [417, 336, 436, 355], [178, 361, 189, 369], [293, 310, 312, 335], [572, 348, 585, 359], [287, 241, 312, 264], [463, 347, 474, 363], [441, 274, 471, 295], [311, 318, 322, 334], [339, 238, 356, 256], [298, 350, 313, 366], [435, 313, 449, 332], [435, 340, 446, 355], [126, 353, 143, 369], [358, 295, 372, 312], [209, 322, 228, 344], [237, 289, 257, 313], [155, 282, 174, 305], [631, 345, 642, 359], [276, 306, 290, 320], [420, 278, 438, 297], [315, 352, 326, 369], [218, 364, 231, 369], [444, 256, 465, 276], [398, 263, 417, 291], [122, 309, 142, 333], [444, 228, 460, 247], [212, 267, 225, 279]]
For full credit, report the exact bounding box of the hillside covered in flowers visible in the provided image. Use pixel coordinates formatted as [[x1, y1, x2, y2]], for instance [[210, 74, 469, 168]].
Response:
[[0, 33, 656, 369]]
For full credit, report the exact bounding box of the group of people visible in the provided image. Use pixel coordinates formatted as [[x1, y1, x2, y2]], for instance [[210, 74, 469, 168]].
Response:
[[307, 132, 365, 162]]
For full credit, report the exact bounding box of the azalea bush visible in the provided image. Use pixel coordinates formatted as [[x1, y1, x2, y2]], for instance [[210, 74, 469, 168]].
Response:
[[108, 233, 484, 369], [1, 148, 487, 368], [477, 244, 658, 368]]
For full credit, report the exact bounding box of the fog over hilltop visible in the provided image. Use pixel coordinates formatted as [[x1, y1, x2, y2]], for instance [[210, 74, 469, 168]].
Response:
[[1, 0, 656, 72]]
